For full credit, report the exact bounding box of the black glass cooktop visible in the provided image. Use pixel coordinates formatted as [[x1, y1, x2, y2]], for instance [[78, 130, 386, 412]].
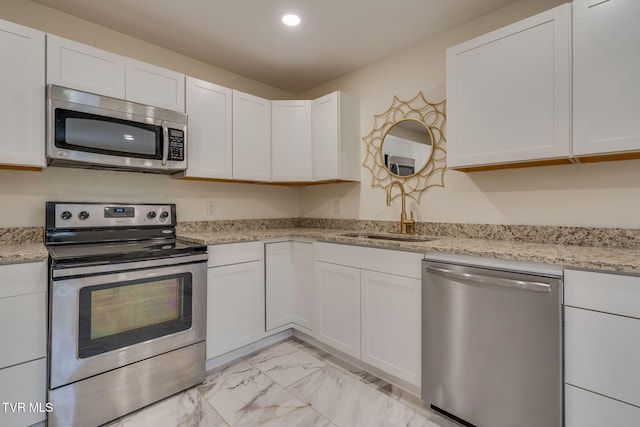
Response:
[[47, 238, 206, 267]]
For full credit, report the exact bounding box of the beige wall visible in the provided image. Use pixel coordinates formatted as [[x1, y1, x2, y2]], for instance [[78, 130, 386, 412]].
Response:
[[298, 0, 640, 228], [2, 0, 640, 228], [0, 0, 301, 227]]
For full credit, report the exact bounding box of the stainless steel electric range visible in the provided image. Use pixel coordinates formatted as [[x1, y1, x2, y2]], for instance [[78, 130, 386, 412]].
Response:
[[45, 201, 207, 427]]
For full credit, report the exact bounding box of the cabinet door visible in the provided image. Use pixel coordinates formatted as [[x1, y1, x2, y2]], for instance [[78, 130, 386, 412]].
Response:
[[312, 92, 340, 181], [125, 58, 185, 111], [0, 19, 45, 168], [446, 4, 571, 169], [573, 0, 640, 157], [292, 241, 314, 331], [315, 261, 360, 358], [184, 77, 232, 179], [232, 90, 271, 181], [565, 306, 640, 407], [566, 384, 640, 427], [0, 359, 47, 426], [265, 242, 293, 331], [46, 34, 125, 98], [271, 100, 312, 182], [206, 261, 264, 359], [361, 270, 421, 386]]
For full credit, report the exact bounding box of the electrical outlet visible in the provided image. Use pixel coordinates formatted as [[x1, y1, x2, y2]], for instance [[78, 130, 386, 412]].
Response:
[[207, 201, 216, 217], [334, 199, 342, 214]]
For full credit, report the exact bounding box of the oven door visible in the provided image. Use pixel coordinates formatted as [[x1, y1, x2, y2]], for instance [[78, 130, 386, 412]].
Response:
[[49, 255, 206, 389]]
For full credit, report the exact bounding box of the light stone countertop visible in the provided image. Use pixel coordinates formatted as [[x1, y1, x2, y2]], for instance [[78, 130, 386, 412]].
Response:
[[2, 225, 640, 274], [0, 242, 49, 265], [177, 227, 640, 275]]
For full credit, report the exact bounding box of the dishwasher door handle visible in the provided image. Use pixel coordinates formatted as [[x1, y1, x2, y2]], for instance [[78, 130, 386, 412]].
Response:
[[424, 265, 551, 293]]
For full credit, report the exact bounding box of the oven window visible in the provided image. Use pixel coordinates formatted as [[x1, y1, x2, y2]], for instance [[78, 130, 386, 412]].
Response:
[[78, 273, 192, 358], [55, 109, 162, 159]]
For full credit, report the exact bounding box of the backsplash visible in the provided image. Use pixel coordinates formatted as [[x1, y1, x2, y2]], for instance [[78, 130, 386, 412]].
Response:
[[183, 218, 640, 250], [5, 220, 639, 249], [0, 227, 43, 244]]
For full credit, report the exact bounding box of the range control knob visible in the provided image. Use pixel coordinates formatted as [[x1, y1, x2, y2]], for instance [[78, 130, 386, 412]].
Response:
[[78, 211, 90, 220], [147, 211, 157, 219], [61, 211, 72, 220], [159, 211, 169, 219]]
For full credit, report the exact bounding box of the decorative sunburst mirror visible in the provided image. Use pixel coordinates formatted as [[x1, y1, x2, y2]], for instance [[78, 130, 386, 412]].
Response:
[[362, 92, 446, 202]]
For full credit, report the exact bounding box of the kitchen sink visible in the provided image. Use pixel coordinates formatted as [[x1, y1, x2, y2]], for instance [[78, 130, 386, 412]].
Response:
[[340, 232, 435, 243]]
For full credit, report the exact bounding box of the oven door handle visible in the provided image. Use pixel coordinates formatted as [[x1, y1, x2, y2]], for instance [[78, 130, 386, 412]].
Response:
[[53, 252, 208, 278]]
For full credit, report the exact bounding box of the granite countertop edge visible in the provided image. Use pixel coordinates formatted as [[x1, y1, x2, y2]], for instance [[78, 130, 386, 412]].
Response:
[[2, 227, 640, 274]]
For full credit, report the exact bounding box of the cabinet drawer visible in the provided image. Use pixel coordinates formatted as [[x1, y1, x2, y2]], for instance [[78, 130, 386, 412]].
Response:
[[565, 384, 640, 427], [0, 260, 47, 299], [0, 358, 47, 426], [314, 242, 422, 279], [207, 241, 262, 267], [0, 292, 47, 369], [565, 306, 640, 407], [564, 269, 640, 318]]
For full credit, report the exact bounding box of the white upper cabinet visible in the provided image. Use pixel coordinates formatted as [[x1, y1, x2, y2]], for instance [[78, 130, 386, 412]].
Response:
[[47, 35, 185, 111], [125, 58, 185, 112], [183, 77, 232, 179], [232, 90, 272, 181], [272, 100, 312, 182], [446, 4, 571, 170], [46, 34, 126, 99], [573, 0, 640, 159], [0, 19, 45, 168], [312, 91, 360, 181]]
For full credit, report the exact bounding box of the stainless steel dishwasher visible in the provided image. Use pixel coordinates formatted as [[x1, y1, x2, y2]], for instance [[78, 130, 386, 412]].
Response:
[[421, 255, 562, 427]]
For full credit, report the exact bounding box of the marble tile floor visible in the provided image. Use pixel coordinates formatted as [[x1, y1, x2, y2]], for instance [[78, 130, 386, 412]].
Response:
[[106, 338, 459, 427]]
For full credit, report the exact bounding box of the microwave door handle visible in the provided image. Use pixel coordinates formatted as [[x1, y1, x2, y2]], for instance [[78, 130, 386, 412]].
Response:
[[161, 121, 169, 166]]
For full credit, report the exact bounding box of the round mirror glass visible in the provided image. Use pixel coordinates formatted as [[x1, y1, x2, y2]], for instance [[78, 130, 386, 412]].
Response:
[[381, 118, 433, 177]]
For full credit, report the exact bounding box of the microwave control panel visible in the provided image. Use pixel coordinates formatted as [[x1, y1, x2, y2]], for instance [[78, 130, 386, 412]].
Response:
[[168, 129, 185, 161]]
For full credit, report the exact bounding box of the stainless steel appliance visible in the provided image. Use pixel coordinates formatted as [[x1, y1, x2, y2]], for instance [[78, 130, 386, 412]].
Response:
[[385, 154, 415, 176], [47, 85, 188, 174], [45, 202, 207, 427], [422, 255, 562, 427]]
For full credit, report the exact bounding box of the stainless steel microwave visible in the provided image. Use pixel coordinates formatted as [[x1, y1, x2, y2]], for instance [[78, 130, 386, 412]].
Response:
[[46, 85, 187, 174]]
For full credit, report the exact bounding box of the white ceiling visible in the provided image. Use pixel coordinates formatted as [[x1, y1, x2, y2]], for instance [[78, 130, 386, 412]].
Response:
[[32, 0, 520, 94]]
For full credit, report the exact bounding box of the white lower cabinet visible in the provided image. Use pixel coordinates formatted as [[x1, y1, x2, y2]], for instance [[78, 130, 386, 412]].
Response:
[[291, 242, 314, 331], [206, 243, 264, 359], [361, 270, 421, 386], [265, 241, 314, 332], [265, 242, 294, 331], [315, 261, 361, 358], [314, 242, 422, 386], [0, 260, 47, 427], [564, 269, 640, 426]]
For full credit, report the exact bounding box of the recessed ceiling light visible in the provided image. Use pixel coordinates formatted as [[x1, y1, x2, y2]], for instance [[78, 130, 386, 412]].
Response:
[[282, 14, 301, 27]]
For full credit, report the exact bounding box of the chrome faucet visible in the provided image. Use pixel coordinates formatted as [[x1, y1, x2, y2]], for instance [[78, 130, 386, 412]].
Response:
[[386, 181, 415, 234]]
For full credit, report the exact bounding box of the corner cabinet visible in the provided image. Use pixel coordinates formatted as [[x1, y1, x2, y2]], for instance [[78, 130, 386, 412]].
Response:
[[0, 19, 45, 168], [446, 4, 571, 170], [572, 0, 640, 160], [265, 240, 314, 333], [46, 34, 185, 111], [314, 242, 422, 387], [271, 101, 312, 182], [206, 242, 265, 359], [182, 77, 233, 179], [312, 91, 360, 181], [232, 90, 272, 181], [0, 260, 48, 427], [564, 269, 640, 426]]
